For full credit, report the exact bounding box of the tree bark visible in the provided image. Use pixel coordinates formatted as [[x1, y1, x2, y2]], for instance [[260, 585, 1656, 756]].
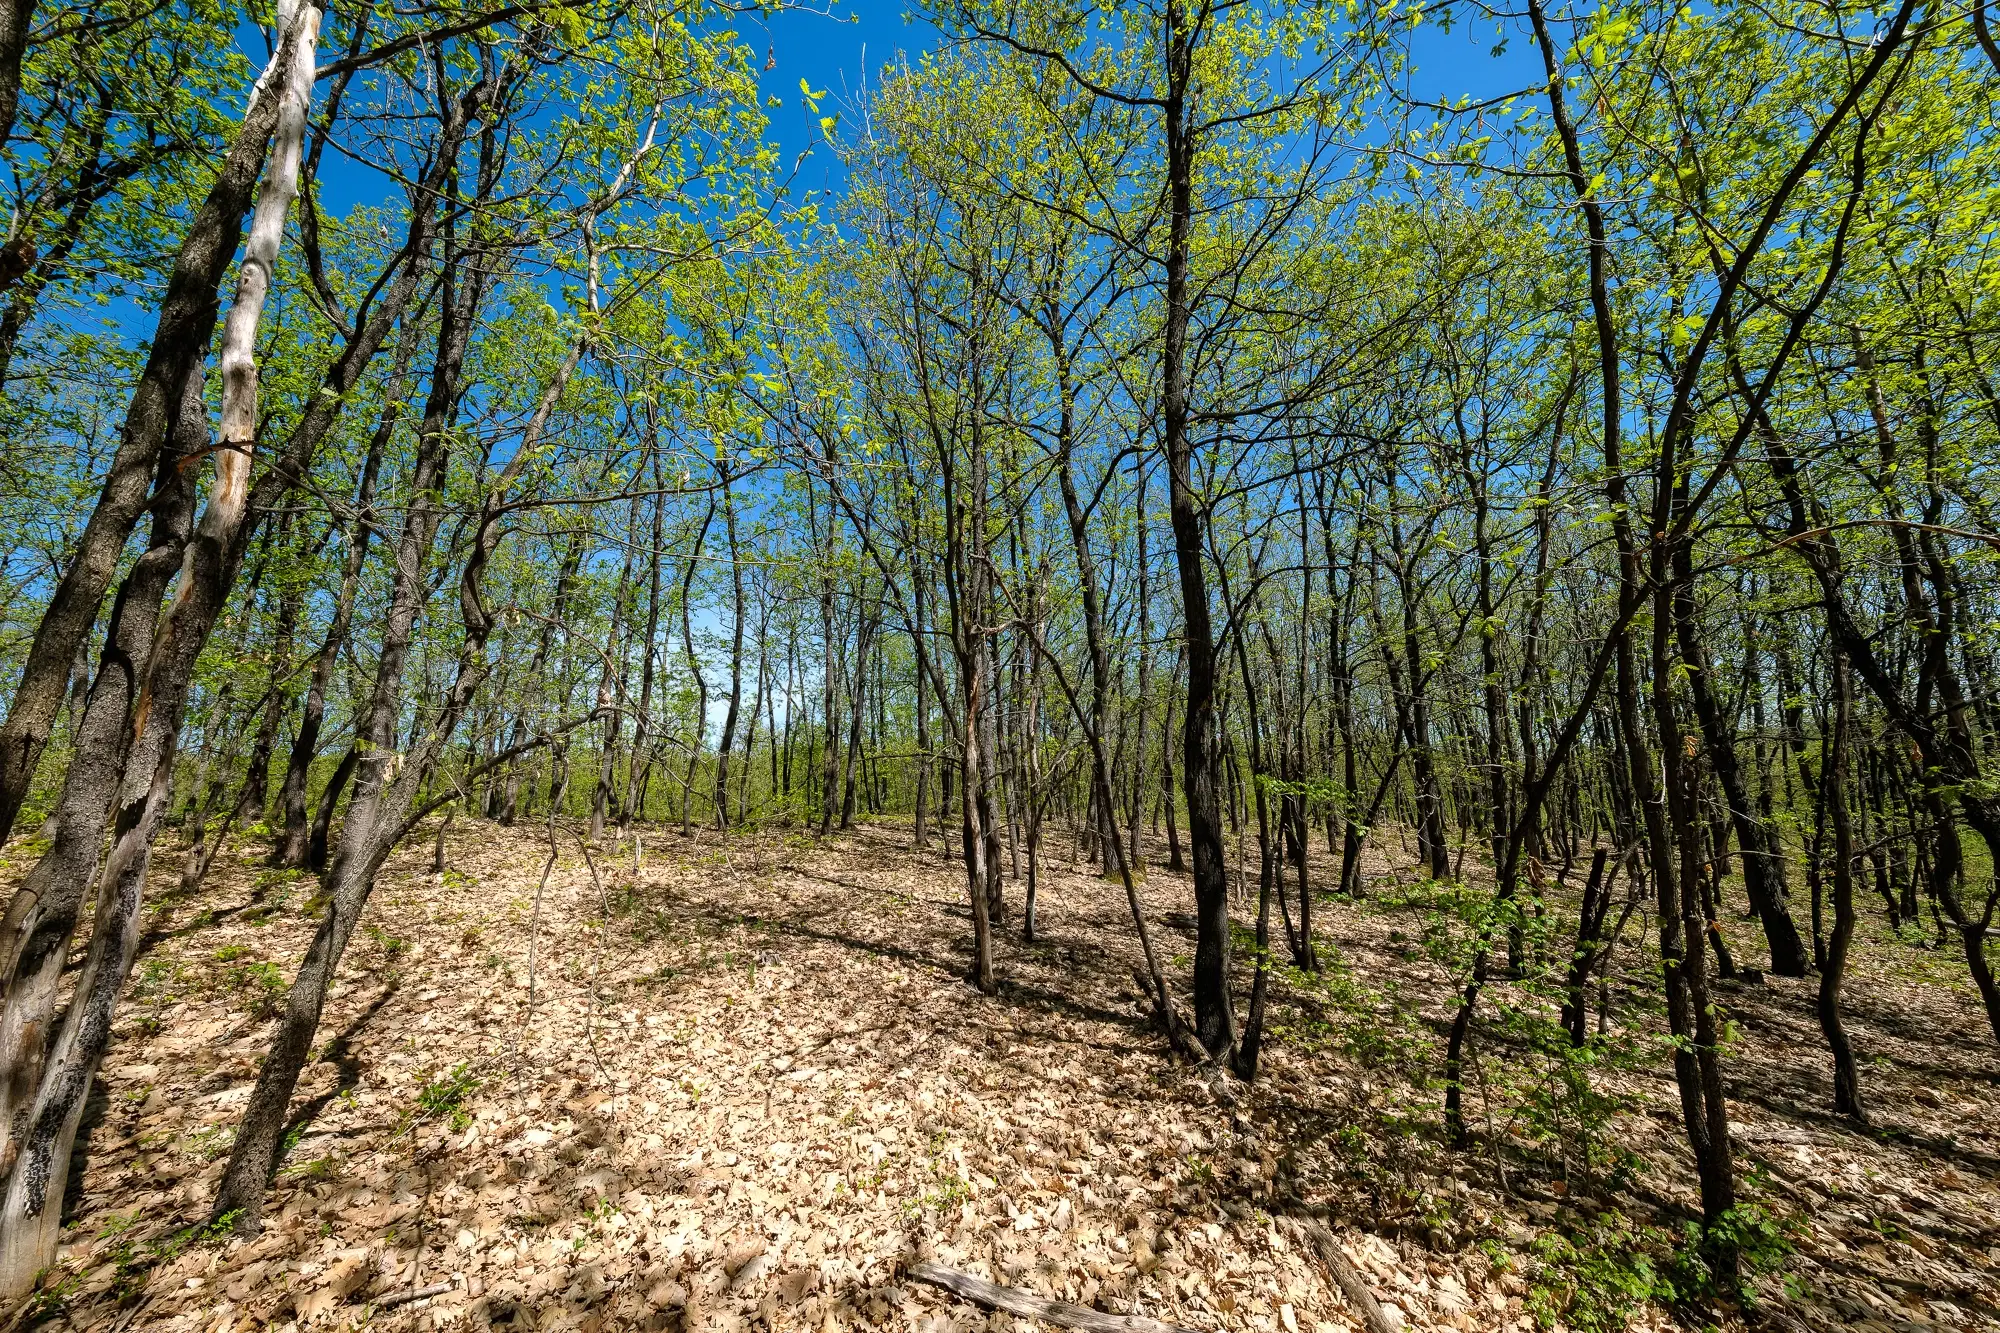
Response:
[[714, 472, 747, 825], [1160, 5, 1232, 1060], [0, 13, 306, 845], [1818, 651, 1864, 1119], [274, 319, 417, 864]]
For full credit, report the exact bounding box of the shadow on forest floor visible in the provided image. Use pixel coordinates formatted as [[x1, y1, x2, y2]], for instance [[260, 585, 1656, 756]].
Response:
[[3, 816, 1995, 1333]]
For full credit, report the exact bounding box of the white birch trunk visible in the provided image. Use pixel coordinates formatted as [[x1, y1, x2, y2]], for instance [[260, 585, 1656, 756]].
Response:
[[201, 0, 320, 551]]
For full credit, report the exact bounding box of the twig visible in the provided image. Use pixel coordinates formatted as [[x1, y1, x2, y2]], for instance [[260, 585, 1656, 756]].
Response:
[[558, 823, 613, 1075], [512, 814, 559, 1077], [907, 1262, 1197, 1333], [376, 1281, 455, 1309]]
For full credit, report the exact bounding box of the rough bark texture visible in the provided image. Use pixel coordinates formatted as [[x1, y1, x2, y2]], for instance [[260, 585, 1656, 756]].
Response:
[[1159, 6, 1231, 1061], [0, 20, 300, 845]]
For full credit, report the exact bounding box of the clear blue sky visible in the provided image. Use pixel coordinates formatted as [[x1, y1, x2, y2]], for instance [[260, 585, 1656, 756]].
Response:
[[756, 2, 1534, 191], [248, 2, 1531, 227]]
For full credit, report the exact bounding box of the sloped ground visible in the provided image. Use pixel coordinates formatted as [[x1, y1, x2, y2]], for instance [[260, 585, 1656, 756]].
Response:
[[2, 816, 1995, 1333]]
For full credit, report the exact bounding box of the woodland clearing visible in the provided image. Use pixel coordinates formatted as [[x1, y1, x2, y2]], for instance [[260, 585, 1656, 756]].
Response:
[[3, 819, 1994, 1333], [6, 0, 2000, 1327]]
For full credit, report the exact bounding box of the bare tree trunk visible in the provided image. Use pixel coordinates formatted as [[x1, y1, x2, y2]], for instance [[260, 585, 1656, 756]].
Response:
[[977, 619, 1005, 921], [1819, 651, 1864, 1119], [680, 495, 715, 836], [1154, 39, 1235, 1055], [1161, 654, 1185, 873], [592, 492, 640, 843], [714, 474, 746, 826], [0, 0, 37, 159], [817, 573, 839, 836], [0, 378, 202, 1208], [912, 569, 931, 849], [738, 573, 768, 823], [275, 322, 416, 863], [624, 447, 667, 827], [961, 640, 995, 993], [240, 526, 304, 829], [0, 12, 307, 844], [1130, 468, 1150, 875], [839, 599, 875, 829]]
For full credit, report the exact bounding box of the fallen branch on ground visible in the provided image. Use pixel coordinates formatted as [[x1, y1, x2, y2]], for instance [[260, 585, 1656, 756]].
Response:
[[907, 1261, 1197, 1333], [1291, 1220, 1400, 1333], [376, 1282, 455, 1310]]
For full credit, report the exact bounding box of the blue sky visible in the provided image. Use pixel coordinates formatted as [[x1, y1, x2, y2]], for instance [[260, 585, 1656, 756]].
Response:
[[231, 1, 1538, 240], [755, 2, 1538, 190]]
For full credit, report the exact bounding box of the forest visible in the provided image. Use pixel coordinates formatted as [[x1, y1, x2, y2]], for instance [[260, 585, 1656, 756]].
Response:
[[0, 0, 1996, 1329]]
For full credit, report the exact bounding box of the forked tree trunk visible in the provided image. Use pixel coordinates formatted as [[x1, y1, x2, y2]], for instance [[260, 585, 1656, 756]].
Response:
[[215, 301, 580, 1230], [0, 378, 202, 1216], [0, 10, 323, 1290], [0, 11, 307, 845]]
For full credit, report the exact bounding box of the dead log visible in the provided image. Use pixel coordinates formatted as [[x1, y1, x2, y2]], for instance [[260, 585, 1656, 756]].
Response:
[[906, 1262, 1197, 1333], [1292, 1220, 1400, 1333]]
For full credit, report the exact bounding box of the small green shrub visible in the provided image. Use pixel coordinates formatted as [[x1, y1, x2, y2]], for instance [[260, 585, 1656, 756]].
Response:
[[1526, 1199, 1802, 1330], [416, 1063, 480, 1131], [226, 960, 287, 1017], [1526, 1217, 1668, 1332], [364, 922, 409, 960]]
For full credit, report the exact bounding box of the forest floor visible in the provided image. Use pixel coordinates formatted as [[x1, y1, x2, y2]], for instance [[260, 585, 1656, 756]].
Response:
[[3, 815, 1997, 1333]]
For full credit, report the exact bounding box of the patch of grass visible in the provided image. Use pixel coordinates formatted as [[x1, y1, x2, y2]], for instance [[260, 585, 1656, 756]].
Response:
[[281, 1154, 337, 1181], [903, 1130, 973, 1215], [907, 1173, 972, 1215], [89, 1209, 246, 1304], [134, 958, 186, 1005], [364, 922, 409, 961], [225, 959, 287, 1017], [183, 1123, 235, 1162], [416, 1062, 480, 1131]]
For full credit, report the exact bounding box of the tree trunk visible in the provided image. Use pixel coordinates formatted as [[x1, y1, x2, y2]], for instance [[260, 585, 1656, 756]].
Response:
[[1159, 15, 1232, 1059], [0, 12, 306, 844], [714, 474, 747, 825], [1674, 549, 1808, 975], [0, 379, 202, 1209], [213, 208, 526, 1229], [0, 5, 326, 1288], [839, 600, 875, 830], [275, 321, 415, 863], [0, 0, 36, 158], [1818, 651, 1864, 1119]]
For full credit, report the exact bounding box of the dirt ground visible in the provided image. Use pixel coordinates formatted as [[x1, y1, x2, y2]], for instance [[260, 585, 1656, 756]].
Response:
[[2, 815, 1996, 1333]]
